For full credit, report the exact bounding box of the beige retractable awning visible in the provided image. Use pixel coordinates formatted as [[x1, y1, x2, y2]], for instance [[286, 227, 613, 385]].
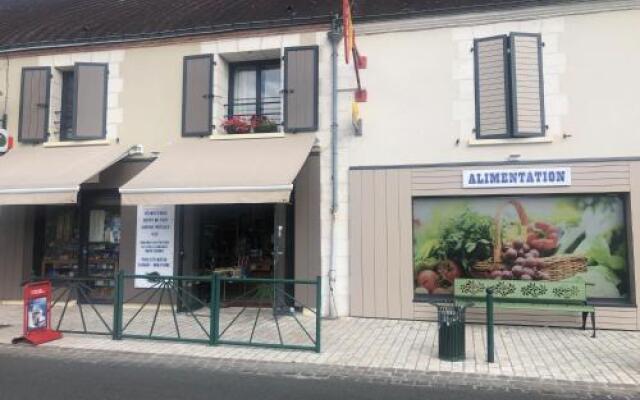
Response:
[[120, 134, 316, 205], [0, 144, 132, 205]]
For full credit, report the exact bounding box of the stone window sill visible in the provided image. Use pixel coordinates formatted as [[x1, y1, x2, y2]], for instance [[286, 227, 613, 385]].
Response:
[[43, 139, 112, 148], [210, 132, 285, 140], [467, 136, 554, 147]]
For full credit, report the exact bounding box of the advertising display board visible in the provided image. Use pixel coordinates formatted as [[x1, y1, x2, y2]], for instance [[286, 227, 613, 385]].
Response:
[[413, 194, 629, 301], [134, 205, 175, 288], [12, 281, 62, 345]]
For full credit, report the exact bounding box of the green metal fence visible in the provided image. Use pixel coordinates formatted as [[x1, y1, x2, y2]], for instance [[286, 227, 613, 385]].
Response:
[[44, 276, 115, 336], [108, 272, 321, 352], [114, 273, 212, 344], [212, 276, 322, 352]]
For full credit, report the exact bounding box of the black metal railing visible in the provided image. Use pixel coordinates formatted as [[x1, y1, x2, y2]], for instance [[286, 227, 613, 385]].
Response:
[[223, 96, 281, 134]]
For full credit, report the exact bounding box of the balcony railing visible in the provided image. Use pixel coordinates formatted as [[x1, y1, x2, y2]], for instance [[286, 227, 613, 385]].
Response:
[[223, 96, 281, 134]]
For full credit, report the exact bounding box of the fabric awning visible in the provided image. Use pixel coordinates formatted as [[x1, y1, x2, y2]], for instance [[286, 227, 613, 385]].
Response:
[[0, 144, 132, 205], [120, 134, 316, 205]]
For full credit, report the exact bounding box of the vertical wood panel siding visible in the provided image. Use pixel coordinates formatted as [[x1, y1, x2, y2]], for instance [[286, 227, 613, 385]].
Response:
[[349, 162, 640, 330], [0, 206, 33, 300], [294, 155, 321, 307]]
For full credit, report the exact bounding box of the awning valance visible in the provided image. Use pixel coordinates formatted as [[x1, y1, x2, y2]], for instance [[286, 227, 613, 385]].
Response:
[[0, 144, 132, 205], [120, 134, 316, 205]]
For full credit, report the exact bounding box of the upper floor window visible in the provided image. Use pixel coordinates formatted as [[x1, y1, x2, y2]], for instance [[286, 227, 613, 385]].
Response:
[[18, 63, 108, 143], [474, 33, 545, 139], [181, 46, 318, 137], [227, 60, 281, 134]]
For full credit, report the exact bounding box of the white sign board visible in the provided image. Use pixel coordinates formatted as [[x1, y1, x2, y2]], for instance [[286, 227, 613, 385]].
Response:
[[462, 167, 571, 189], [134, 205, 175, 288]]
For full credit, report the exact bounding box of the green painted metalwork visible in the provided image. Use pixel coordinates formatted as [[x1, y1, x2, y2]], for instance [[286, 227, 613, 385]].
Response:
[[35, 276, 115, 336], [486, 288, 495, 363], [116, 274, 211, 344], [212, 276, 322, 353]]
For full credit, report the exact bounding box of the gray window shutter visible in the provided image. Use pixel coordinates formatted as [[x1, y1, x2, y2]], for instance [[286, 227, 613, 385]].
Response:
[[18, 67, 51, 143], [474, 36, 510, 139], [73, 63, 108, 139], [284, 46, 318, 133], [182, 54, 213, 137], [510, 33, 545, 137]]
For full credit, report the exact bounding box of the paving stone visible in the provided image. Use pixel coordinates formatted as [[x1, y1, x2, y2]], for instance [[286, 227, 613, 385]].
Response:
[[1, 303, 639, 397]]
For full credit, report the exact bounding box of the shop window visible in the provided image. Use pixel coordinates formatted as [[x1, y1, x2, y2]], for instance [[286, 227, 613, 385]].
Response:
[[225, 60, 281, 134], [412, 194, 630, 304], [474, 33, 545, 139]]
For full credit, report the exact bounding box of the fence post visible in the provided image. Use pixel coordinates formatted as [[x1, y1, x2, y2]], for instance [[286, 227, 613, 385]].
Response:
[[315, 276, 322, 353], [210, 274, 220, 346], [112, 270, 124, 340], [486, 287, 494, 363]]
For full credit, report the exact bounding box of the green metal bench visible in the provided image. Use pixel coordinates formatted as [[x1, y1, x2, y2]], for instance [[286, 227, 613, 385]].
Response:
[[453, 278, 596, 338]]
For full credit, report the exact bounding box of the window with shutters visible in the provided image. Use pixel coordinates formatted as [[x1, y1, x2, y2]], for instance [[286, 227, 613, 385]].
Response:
[[474, 33, 545, 140], [225, 60, 282, 134]]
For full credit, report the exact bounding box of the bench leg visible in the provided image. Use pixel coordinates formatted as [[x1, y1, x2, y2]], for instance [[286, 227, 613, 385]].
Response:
[[591, 312, 596, 338], [581, 312, 588, 330]]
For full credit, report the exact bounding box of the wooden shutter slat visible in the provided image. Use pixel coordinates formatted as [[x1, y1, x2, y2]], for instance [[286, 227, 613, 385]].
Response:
[[510, 33, 545, 137], [474, 36, 510, 139], [182, 54, 213, 137], [18, 67, 50, 143], [73, 63, 108, 139], [284, 46, 318, 133]]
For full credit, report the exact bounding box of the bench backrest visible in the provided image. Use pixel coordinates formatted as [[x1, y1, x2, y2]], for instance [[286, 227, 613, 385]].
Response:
[[453, 278, 588, 305]]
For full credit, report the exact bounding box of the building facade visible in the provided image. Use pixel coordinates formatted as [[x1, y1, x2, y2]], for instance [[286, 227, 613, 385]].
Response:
[[0, 0, 639, 330]]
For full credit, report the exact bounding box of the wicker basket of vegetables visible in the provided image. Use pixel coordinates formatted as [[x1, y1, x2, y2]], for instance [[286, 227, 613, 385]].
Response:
[[473, 200, 587, 281]]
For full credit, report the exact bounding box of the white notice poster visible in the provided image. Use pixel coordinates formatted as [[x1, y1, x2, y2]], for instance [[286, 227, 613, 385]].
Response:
[[134, 206, 175, 288]]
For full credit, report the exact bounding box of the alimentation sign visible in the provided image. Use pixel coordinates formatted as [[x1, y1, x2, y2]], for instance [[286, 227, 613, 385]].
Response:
[[463, 167, 571, 188]]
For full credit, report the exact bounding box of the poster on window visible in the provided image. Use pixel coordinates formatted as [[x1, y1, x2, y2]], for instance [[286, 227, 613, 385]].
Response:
[[413, 195, 629, 300], [134, 206, 175, 288]]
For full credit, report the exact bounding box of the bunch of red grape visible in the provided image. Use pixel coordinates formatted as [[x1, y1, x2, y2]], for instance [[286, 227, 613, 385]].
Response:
[[490, 239, 551, 281]]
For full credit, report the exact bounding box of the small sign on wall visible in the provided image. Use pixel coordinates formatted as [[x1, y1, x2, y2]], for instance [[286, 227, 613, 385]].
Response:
[[134, 205, 175, 288], [462, 167, 571, 188]]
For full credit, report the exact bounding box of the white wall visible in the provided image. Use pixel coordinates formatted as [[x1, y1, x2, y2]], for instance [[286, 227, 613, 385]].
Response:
[[348, 9, 640, 167]]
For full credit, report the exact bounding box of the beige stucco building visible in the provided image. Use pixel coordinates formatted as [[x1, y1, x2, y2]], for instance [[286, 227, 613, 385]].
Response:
[[0, 0, 639, 330]]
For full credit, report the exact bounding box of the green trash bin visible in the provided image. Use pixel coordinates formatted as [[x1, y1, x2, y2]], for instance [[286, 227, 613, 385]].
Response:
[[436, 303, 466, 361]]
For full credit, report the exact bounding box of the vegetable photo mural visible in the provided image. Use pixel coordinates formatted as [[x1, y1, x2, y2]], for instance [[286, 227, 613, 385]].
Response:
[[413, 194, 629, 300]]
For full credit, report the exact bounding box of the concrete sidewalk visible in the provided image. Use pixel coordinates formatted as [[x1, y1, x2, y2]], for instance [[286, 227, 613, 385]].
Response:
[[1, 304, 639, 390]]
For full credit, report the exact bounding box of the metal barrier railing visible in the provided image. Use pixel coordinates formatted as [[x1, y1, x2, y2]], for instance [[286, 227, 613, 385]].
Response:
[[114, 274, 212, 344], [212, 276, 322, 352], [29, 272, 321, 352], [46, 276, 115, 336]]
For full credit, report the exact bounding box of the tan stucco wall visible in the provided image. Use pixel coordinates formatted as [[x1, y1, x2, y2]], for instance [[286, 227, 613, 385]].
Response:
[[350, 9, 640, 167]]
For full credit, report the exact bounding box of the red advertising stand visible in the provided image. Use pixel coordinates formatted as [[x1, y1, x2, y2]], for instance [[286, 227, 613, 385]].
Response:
[[12, 281, 62, 345]]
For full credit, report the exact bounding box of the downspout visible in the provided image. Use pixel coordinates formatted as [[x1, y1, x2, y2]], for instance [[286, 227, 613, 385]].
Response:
[[327, 16, 342, 319]]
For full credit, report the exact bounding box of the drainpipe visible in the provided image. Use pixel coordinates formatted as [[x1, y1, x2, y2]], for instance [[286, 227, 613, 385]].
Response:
[[327, 16, 342, 319]]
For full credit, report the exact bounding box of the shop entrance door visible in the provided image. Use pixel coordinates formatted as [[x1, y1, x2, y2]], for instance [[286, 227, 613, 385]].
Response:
[[34, 190, 121, 303], [79, 191, 121, 303]]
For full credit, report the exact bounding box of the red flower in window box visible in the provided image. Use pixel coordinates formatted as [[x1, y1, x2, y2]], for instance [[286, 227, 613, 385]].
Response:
[[222, 117, 252, 134]]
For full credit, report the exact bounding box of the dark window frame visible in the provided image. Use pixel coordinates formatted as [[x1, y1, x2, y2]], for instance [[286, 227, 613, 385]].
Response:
[[474, 32, 545, 140], [58, 68, 75, 141], [227, 59, 281, 121]]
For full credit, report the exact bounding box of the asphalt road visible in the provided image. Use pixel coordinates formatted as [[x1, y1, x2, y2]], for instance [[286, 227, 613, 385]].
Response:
[[0, 346, 621, 400]]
